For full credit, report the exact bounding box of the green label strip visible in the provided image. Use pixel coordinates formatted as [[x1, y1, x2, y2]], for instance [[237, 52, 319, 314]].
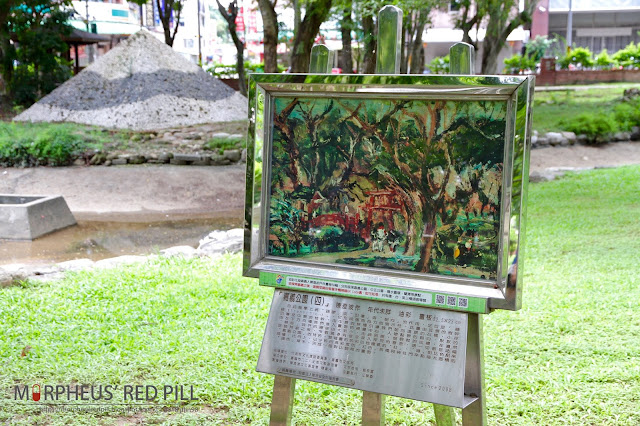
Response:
[[260, 272, 487, 314]]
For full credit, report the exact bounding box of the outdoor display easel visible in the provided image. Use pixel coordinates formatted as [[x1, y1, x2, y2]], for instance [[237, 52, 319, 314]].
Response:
[[244, 5, 533, 425]]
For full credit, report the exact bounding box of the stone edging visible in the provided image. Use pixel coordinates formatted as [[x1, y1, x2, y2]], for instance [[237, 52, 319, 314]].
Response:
[[0, 229, 244, 287], [81, 148, 247, 167], [64, 126, 640, 167], [532, 128, 640, 148]]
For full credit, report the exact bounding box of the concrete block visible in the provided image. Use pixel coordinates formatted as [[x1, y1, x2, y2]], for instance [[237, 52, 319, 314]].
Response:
[[0, 195, 76, 240]]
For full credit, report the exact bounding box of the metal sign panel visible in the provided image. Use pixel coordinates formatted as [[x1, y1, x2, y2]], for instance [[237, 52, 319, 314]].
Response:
[[260, 271, 489, 313], [257, 290, 468, 407]]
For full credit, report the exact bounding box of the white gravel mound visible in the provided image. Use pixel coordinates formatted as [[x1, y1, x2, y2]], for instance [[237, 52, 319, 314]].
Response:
[[14, 28, 247, 131]]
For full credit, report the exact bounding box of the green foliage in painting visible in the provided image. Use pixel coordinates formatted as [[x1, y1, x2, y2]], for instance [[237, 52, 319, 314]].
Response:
[[267, 96, 507, 280]]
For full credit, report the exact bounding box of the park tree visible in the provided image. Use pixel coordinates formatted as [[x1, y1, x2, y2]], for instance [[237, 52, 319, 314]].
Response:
[[257, 0, 279, 72], [126, 0, 184, 46], [0, 0, 73, 105], [400, 0, 448, 73], [155, 0, 186, 47], [216, 0, 246, 95], [454, 0, 537, 74], [156, 0, 185, 47], [289, 0, 333, 72], [337, 0, 354, 73]]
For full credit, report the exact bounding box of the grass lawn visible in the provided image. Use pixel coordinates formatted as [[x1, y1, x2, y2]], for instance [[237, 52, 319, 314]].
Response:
[[531, 83, 640, 135], [1, 165, 639, 425]]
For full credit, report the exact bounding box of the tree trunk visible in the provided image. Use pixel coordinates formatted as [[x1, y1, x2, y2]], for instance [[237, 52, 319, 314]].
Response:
[[0, 35, 14, 94], [293, 0, 301, 38], [258, 0, 278, 72], [156, 0, 181, 46], [289, 0, 333, 73], [361, 15, 376, 74], [339, 0, 353, 73], [481, 38, 501, 74], [217, 0, 246, 95], [409, 21, 426, 74], [400, 19, 408, 74], [414, 211, 437, 273]]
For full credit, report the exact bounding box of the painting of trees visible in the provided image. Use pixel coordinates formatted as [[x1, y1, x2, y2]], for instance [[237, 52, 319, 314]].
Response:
[[267, 95, 507, 280]]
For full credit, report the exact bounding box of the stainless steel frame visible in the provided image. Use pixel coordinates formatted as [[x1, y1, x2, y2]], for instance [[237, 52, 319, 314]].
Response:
[[244, 73, 534, 311]]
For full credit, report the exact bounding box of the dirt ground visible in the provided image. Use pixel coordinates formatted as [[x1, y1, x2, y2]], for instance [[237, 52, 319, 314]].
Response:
[[0, 163, 246, 222], [1, 142, 639, 222]]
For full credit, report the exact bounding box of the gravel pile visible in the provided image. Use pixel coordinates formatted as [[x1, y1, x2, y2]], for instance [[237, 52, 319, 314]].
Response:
[[14, 29, 247, 131]]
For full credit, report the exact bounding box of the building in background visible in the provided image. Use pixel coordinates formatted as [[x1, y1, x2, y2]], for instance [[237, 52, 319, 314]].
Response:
[[535, 0, 640, 53]]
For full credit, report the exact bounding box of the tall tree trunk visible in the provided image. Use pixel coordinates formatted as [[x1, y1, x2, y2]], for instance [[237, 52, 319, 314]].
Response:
[[258, 0, 278, 73], [400, 18, 408, 74], [361, 15, 376, 74], [409, 15, 427, 74], [289, 0, 333, 73], [339, 0, 353, 73], [0, 36, 14, 94], [481, 39, 501, 74], [156, 0, 183, 46], [293, 0, 301, 37], [217, 0, 246, 95]]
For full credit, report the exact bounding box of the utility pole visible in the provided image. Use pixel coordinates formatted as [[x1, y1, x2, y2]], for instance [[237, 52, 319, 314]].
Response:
[[566, 0, 573, 52], [197, 0, 202, 64]]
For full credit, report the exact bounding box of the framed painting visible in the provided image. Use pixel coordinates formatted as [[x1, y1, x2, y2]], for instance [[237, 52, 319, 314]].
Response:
[[243, 74, 534, 311]]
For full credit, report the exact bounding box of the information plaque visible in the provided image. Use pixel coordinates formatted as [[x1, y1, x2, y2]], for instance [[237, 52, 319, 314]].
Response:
[[257, 289, 470, 408]]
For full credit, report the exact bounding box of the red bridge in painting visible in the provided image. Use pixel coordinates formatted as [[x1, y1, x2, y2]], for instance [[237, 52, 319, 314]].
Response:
[[304, 189, 404, 240]]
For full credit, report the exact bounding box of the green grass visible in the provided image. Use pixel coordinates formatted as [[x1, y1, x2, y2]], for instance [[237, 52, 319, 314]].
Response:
[[204, 136, 243, 154], [532, 84, 639, 134], [1, 166, 640, 424]]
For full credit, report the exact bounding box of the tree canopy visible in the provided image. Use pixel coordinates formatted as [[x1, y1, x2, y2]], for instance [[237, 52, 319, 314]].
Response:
[[0, 0, 73, 105]]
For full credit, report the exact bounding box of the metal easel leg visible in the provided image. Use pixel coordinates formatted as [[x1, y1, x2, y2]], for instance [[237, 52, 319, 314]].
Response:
[[270, 375, 296, 426], [362, 391, 385, 425], [462, 313, 486, 426]]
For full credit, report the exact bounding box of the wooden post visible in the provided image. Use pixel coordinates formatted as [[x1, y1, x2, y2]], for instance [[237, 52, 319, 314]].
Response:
[[362, 391, 385, 425], [270, 375, 296, 425]]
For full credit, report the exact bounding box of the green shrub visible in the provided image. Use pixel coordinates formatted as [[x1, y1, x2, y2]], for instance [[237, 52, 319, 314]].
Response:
[[612, 42, 640, 68], [560, 112, 618, 144], [503, 53, 536, 74], [613, 99, 640, 131], [525, 35, 556, 62], [0, 122, 85, 167], [427, 55, 449, 74], [559, 47, 594, 69], [595, 49, 617, 69]]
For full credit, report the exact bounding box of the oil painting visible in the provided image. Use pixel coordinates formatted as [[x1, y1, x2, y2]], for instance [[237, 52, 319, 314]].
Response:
[[267, 96, 507, 280]]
